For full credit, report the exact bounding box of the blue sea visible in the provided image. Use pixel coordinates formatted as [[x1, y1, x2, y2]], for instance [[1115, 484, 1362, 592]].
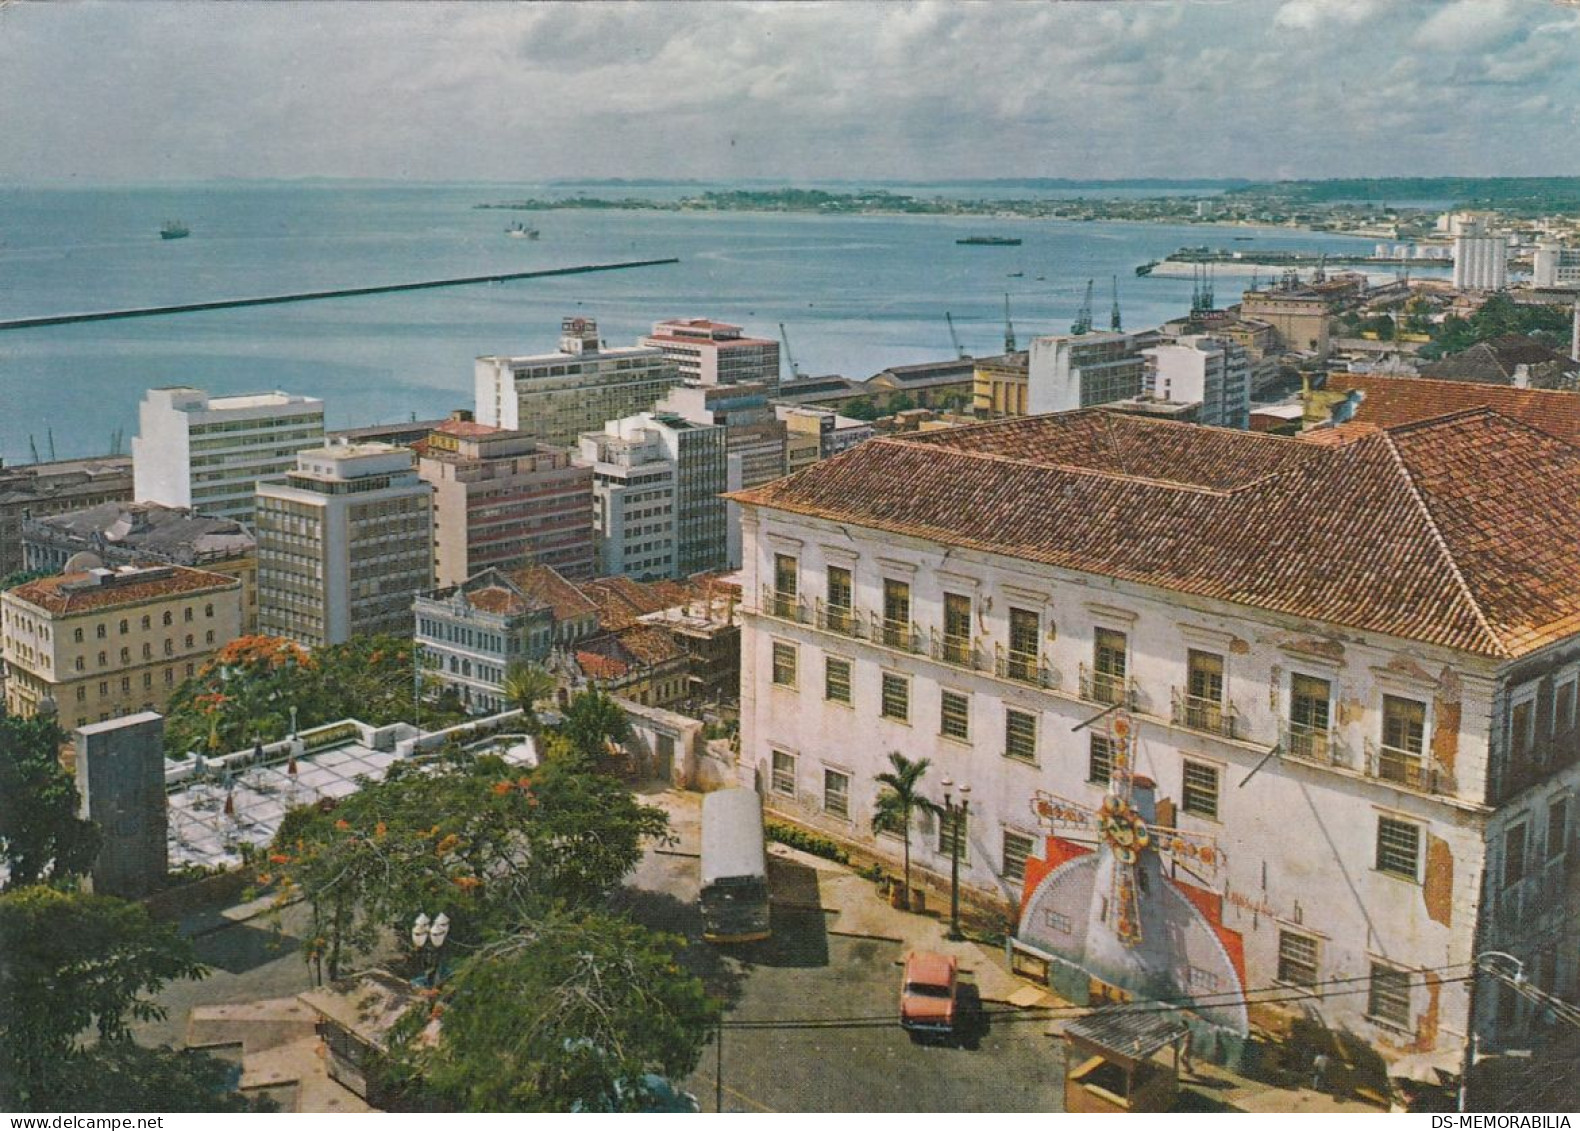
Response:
[[0, 182, 1425, 461]]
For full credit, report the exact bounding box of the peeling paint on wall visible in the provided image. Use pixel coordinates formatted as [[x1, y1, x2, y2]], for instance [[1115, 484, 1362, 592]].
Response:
[[1386, 654, 1435, 684], [1230, 635, 1250, 656], [1432, 692, 1462, 779], [1415, 970, 1442, 1052], [1338, 696, 1367, 727], [1276, 634, 1346, 662], [1423, 835, 1454, 927]]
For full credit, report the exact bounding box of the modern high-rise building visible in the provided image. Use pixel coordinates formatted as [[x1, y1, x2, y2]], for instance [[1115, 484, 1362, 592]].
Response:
[[474, 318, 682, 447], [417, 415, 595, 586], [1452, 219, 1509, 292], [578, 412, 727, 580], [1533, 240, 1580, 290], [255, 443, 433, 647], [1142, 335, 1252, 429], [641, 319, 781, 387], [132, 387, 325, 522], [1, 564, 243, 727], [1027, 332, 1148, 415]]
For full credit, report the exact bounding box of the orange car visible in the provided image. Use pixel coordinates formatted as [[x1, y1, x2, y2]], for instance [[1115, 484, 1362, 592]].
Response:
[[899, 950, 959, 1037]]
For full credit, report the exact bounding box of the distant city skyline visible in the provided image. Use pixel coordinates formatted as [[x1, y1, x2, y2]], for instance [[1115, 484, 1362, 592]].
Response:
[[2, 0, 1578, 186]]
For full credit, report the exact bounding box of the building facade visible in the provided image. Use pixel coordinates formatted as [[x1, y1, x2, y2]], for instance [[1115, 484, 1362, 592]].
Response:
[[1239, 290, 1333, 357], [417, 416, 594, 586], [641, 318, 780, 387], [475, 317, 683, 447], [1533, 241, 1580, 290], [1027, 333, 1148, 415], [132, 387, 325, 522], [972, 351, 1030, 418], [0, 455, 135, 578], [23, 501, 259, 634], [1, 564, 243, 728], [255, 443, 433, 647], [732, 409, 1580, 1069], [1142, 335, 1252, 429]]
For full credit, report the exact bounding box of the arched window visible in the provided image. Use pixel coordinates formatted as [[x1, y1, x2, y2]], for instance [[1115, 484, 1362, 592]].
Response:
[[141, 615, 151, 630], [119, 619, 129, 634], [163, 611, 173, 627]]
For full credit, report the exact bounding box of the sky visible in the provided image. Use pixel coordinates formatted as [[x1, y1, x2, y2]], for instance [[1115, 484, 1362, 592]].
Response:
[[1, 0, 1578, 185]]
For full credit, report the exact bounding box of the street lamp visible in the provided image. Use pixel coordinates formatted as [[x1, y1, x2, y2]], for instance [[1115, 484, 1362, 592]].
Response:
[[940, 778, 971, 941], [412, 911, 450, 987]]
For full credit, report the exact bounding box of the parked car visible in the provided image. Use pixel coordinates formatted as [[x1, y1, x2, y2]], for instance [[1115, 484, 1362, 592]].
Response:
[[899, 950, 959, 1038]]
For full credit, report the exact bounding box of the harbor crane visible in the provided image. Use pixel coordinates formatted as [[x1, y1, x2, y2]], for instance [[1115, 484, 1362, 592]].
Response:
[[1004, 293, 1017, 353], [945, 312, 967, 359], [1071, 279, 1094, 335], [1109, 276, 1122, 332], [779, 322, 804, 381]]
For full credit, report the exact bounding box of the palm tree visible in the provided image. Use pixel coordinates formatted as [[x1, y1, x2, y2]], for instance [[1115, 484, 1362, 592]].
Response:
[[873, 752, 935, 905], [503, 662, 557, 735]]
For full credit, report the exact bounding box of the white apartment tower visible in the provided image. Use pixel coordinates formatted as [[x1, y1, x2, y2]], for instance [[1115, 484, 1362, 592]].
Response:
[[132, 387, 325, 522], [1027, 332, 1148, 415], [475, 318, 682, 448], [1533, 240, 1580, 290], [1452, 219, 1509, 292], [1143, 335, 1252, 429], [255, 443, 433, 647]]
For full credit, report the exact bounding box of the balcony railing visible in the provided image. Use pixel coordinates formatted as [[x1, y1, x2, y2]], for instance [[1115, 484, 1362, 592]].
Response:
[[1078, 664, 1137, 709], [814, 598, 862, 639], [930, 630, 985, 672], [1364, 738, 1458, 797], [1170, 688, 1240, 741], [997, 645, 1058, 689], [760, 584, 809, 624], [1280, 720, 1354, 769], [878, 617, 922, 654]]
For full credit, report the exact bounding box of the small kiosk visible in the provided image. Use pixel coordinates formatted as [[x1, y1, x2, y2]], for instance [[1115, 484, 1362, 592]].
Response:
[[1062, 1009, 1190, 1114]]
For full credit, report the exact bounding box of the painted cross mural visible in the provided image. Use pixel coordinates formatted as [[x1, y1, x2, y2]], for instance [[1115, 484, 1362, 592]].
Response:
[[1018, 712, 1251, 1035]]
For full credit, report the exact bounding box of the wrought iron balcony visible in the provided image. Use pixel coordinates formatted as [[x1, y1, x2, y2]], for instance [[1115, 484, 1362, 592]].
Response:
[[1279, 720, 1353, 769], [930, 630, 984, 672], [996, 645, 1058, 689], [813, 598, 862, 639], [1364, 738, 1458, 797], [878, 617, 922, 653], [760, 584, 809, 624], [1170, 688, 1241, 740], [1078, 664, 1136, 709]]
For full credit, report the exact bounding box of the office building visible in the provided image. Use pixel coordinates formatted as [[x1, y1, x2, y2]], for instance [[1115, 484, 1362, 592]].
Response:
[[641, 319, 780, 387], [475, 317, 682, 447], [132, 387, 325, 522], [1027, 332, 1148, 415], [1533, 240, 1580, 290], [417, 415, 594, 586], [2, 564, 242, 727], [255, 443, 433, 647], [1142, 335, 1252, 429]]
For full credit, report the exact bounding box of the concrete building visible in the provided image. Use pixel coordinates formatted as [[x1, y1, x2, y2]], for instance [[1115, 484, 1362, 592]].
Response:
[[2, 564, 242, 728], [1453, 220, 1510, 292], [1239, 289, 1333, 357], [475, 317, 682, 447], [255, 443, 433, 647], [75, 713, 167, 899], [1142, 335, 1252, 429], [578, 412, 727, 580], [775, 405, 876, 464], [1027, 332, 1148, 415], [865, 358, 979, 410], [131, 388, 325, 522], [641, 318, 780, 387], [1533, 241, 1580, 290], [732, 407, 1580, 1071], [0, 455, 135, 578], [973, 351, 1030, 418], [23, 501, 259, 634], [416, 415, 594, 587]]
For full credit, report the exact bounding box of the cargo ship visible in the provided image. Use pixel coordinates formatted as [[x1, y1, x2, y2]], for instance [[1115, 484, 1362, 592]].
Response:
[[956, 235, 1022, 246], [160, 221, 190, 240]]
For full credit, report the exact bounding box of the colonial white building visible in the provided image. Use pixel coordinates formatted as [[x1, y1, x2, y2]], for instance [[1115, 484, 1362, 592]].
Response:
[[732, 408, 1580, 1069]]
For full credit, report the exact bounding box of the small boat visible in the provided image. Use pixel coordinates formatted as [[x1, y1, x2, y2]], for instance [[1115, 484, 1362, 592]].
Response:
[[1233, 235, 1254, 241], [957, 235, 1022, 246], [506, 222, 540, 239], [1007, 271, 1024, 278], [160, 221, 189, 240]]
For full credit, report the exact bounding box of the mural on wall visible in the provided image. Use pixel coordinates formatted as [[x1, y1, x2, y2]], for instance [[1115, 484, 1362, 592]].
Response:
[[1017, 712, 1251, 1034]]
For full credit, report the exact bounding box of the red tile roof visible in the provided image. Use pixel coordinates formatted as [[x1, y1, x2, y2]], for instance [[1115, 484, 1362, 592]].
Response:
[[731, 409, 1580, 659], [510, 564, 597, 624], [8, 566, 239, 616], [582, 575, 694, 631], [1330, 374, 1580, 446]]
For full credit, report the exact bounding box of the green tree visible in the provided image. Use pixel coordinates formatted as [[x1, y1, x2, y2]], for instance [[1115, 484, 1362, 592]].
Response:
[[557, 688, 631, 763], [270, 752, 668, 978], [0, 568, 54, 591], [502, 662, 557, 735], [55, 1042, 272, 1112], [0, 887, 205, 1106], [873, 751, 935, 904], [389, 911, 716, 1111], [0, 715, 100, 889]]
